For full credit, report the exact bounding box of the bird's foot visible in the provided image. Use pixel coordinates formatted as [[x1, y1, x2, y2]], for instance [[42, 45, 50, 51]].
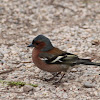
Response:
[[53, 72, 65, 85], [43, 72, 61, 82]]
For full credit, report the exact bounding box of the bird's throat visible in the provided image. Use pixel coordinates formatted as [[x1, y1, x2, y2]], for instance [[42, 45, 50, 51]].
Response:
[[32, 48, 41, 58]]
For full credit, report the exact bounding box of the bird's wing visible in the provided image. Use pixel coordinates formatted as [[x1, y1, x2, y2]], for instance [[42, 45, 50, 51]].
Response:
[[39, 47, 66, 59], [39, 52, 55, 59], [39, 47, 79, 66], [44, 52, 79, 66]]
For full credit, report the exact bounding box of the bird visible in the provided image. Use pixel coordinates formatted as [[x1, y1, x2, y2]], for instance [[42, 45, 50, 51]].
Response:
[[27, 35, 100, 84]]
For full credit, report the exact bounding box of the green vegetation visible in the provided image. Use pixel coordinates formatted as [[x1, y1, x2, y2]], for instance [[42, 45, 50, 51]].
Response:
[[0, 80, 38, 87]]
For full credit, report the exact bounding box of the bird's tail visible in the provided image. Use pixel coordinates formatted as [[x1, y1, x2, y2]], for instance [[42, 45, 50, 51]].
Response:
[[76, 59, 100, 66]]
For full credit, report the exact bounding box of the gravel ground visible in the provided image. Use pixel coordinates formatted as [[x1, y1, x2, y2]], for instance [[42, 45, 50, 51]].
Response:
[[0, 0, 100, 100]]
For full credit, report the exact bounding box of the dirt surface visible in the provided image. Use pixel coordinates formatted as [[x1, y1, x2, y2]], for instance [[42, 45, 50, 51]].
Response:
[[0, 0, 100, 100]]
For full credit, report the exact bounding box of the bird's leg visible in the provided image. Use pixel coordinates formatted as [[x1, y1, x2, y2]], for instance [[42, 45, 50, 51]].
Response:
[[44, 72, 61, 81], [53, 72, 65, 84]]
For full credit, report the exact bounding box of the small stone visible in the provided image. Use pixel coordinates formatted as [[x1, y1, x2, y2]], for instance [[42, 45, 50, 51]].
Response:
[[17, 96, 25, 99], [71, 68, 77, 72], [23, 85, 34, 93], [32, 28, 38, 32], [20, 69, 26, 72], [83, 82, 95, 88], [14, 76, 18, 78], [0, 60, 5, 65], [92, 40, 100, 45], [62, 83, 69, 87], [0, 53, 4, 59]]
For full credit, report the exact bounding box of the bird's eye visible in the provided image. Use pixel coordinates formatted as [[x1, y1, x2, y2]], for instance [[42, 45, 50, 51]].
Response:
[[35, 42, 39, 45]]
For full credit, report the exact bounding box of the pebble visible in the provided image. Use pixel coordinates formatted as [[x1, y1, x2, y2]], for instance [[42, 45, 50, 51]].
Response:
[[0, 53, 4, 59], [14, 76, 18, 78], [17, 96, 25, 99], [71, 68, 78, 72], [23, 85, 34, 93], [83, 82, 95, 88], [62, 83, 69, 86], [0, 60, 5, 65], [20, 69, 26, 72]]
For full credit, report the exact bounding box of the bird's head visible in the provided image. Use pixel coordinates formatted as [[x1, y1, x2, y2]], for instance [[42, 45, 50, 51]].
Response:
[[27, 35, 54, 51]]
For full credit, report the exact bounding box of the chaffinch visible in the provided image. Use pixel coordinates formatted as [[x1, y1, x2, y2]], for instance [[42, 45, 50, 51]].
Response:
[[27, 35, 100, 83]]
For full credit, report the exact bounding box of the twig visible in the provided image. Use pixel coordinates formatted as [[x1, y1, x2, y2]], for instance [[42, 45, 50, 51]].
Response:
[[12, 61, 32, 64], [0, 63, 24, 75], [0, 69, 14, 75]]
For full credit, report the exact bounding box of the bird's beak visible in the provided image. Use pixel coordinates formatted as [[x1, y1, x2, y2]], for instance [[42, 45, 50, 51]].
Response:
[[27, 43, 34, 47]]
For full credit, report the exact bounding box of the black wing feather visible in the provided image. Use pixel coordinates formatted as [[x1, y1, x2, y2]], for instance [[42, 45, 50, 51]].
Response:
[[45, 52, 78, 65]]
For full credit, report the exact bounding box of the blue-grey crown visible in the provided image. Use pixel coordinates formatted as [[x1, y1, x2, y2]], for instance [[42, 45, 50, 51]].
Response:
[[34, 35, 54, 51]]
